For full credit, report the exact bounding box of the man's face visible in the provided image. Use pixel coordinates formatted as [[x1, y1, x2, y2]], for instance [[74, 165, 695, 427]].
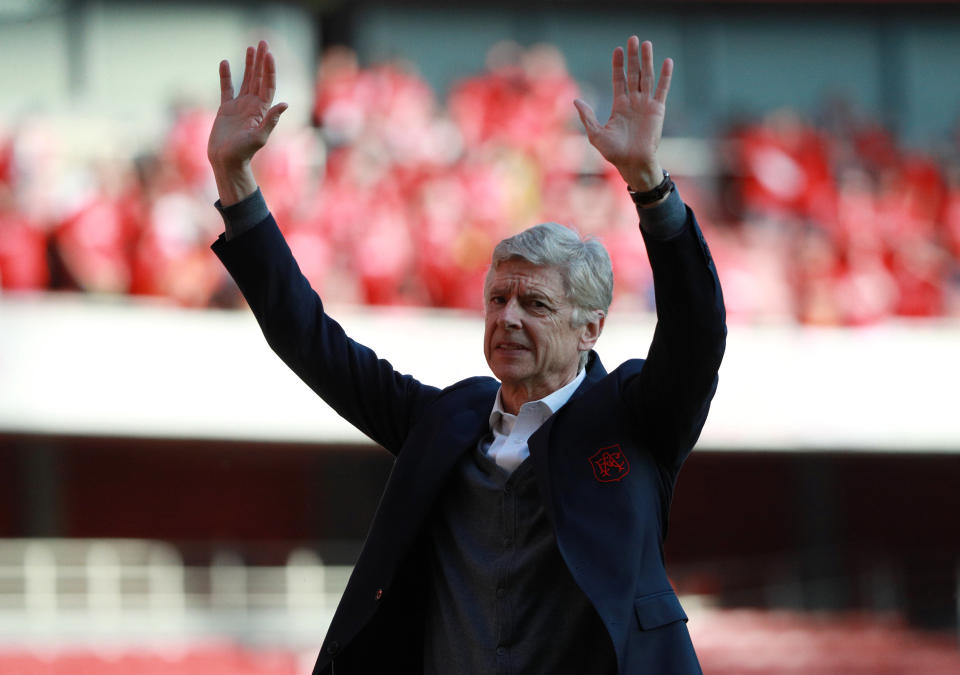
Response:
[[484, 259, 600, 407]]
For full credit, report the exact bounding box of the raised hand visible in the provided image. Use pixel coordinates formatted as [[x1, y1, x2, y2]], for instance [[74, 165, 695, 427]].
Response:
[[574, 37, 672, 194], [207, 40, 288, 205]]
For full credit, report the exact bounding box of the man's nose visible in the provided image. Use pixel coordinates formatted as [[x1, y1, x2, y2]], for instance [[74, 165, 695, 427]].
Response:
[[499, 298, 522, 328]]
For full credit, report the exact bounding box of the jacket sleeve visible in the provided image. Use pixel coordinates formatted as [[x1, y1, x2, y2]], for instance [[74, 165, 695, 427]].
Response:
[[211, 214, 441, 455], [623, 197, 727, 477]]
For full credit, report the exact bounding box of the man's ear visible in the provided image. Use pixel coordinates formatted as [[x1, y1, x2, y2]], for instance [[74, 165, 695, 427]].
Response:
[[578, 311, 605, 351]]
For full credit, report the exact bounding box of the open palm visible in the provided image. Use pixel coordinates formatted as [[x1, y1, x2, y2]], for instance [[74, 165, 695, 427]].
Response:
[[574, 38, 672, 192], [207, 40, 287, 170]]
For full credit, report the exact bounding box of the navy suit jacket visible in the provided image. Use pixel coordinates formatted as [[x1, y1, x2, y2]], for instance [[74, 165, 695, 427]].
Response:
[[212, 202, 725, 675]]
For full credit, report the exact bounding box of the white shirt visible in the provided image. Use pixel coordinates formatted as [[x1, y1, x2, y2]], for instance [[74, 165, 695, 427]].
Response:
[[483, 369, 587, 474]]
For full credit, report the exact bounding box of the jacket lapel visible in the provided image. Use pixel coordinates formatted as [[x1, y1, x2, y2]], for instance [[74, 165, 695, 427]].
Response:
[[377, 382, 498, 539], [568, 350, 608, 404], [527, 351, 607, 523], [324, 383, 496, 651]]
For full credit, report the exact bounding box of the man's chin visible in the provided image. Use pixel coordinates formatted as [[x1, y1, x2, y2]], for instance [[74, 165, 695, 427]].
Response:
[[488, 360, 530, 385]]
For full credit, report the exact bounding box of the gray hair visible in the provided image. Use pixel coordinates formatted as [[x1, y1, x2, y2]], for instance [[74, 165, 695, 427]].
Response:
[[487, 222, 613, 368]]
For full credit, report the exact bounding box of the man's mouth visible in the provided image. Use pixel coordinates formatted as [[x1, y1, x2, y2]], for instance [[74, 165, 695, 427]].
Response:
[[497, 342, 530, 351]]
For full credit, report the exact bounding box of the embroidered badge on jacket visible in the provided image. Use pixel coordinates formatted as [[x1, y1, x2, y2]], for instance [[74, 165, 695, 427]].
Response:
[[589, 444, 630, 482]]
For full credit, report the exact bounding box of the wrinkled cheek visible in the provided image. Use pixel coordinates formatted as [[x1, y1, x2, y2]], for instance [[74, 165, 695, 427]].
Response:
[[482, 328, 494, 363], [483, 348, 496, 368]]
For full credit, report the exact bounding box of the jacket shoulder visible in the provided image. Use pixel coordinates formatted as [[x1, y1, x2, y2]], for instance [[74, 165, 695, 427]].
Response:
[[595, 358, 646, 394], [439, 375, 499, 405]]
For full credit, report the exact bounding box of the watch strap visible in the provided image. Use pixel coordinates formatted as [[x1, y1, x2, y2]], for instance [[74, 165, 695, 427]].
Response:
[[628, 170, 674, 206]]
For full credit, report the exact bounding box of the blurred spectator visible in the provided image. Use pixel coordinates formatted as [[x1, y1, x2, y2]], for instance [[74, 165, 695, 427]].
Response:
[[0, 184, 48, 291], [0, 134, 13, 187], [0, 128, 50, 291], [51, 162, 139, 294], [725, 110, 836, 224]]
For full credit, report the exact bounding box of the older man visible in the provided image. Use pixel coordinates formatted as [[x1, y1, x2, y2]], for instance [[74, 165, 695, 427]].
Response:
[[209, 36, 725, 675]]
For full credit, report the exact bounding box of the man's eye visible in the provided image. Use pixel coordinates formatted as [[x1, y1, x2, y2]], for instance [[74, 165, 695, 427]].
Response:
[[490, 296, 505, 304]]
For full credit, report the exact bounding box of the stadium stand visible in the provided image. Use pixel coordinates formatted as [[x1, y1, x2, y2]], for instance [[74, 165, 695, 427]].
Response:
[[2, 44, 959, 324]]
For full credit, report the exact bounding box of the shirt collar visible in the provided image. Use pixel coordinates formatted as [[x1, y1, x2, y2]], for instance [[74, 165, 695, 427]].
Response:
[[489, 367, 587, 429]]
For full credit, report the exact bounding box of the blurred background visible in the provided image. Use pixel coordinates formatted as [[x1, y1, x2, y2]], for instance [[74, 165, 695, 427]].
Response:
[[1, 0, 959, 672]]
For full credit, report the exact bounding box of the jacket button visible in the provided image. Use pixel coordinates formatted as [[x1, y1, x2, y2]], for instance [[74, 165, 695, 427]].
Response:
[[375, 588, 383, 600], [326, 640, 340, 655]]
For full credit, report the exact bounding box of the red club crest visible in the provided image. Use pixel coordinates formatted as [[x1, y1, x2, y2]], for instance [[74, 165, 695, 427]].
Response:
[[589, 444, 630, 482]]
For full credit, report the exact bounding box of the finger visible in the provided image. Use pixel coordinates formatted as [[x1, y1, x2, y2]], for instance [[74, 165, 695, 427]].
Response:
[[640, 40, 654, 96], [238, 46, 255, 96], [261, 102, 288, 133], [611, 46, 626, 99], [251, 40, 267, 97], [654, 58, 673, 105], [573, 98, 601, 134], [262, 51, 277, 103], [219, 60, 234, 104], [626, 36, 640, 93]]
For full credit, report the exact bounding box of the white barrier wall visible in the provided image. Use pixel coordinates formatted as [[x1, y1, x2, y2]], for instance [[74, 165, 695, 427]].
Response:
[[1, 294, 957, 451]]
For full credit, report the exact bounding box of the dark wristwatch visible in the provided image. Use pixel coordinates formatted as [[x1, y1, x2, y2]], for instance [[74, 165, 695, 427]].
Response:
[[627, 170, 674, 207]]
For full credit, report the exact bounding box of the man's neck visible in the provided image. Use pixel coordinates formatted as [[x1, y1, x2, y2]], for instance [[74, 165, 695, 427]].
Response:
[[499, 369, 583, 416]]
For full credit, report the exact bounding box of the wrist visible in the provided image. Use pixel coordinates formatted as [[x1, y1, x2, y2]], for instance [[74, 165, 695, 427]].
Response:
[[624, 162, 664, 193], [628, 169, 674, 209], [211, 160, 257, 207]]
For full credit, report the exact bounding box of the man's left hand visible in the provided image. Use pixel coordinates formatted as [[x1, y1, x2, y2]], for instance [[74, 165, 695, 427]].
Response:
[[574, 37, 673, 193]]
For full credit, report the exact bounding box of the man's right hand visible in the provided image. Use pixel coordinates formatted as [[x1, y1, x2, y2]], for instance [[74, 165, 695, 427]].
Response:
[[207, 40, 287, 206]]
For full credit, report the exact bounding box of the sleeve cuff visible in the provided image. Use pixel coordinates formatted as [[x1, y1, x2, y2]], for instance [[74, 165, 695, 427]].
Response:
[[637, 187, 686, 240], [214, 188, 270, 241]]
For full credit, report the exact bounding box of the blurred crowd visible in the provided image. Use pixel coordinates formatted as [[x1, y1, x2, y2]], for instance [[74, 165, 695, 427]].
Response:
[[716, 102, 960, 324], [2, 43, 960, 324]]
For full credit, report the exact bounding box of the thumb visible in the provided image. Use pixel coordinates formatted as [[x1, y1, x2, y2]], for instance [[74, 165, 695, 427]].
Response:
[[262, 102, 288, 133], [573, 99, 600, 134]]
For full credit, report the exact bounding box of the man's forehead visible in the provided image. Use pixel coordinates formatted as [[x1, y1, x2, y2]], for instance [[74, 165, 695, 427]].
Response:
[[487, 259, 564, 292]]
